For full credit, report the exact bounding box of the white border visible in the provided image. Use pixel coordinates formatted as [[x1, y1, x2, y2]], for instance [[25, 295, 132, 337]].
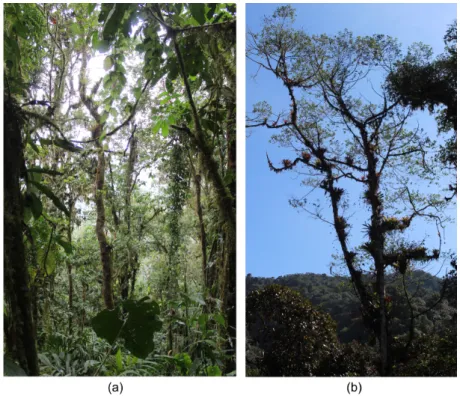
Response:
[[1, 1, 459, 395]]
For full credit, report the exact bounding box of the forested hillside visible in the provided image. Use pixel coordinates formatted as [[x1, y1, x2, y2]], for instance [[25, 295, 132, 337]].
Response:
[[247, 271, 454, 343], [4, 3, 236, 376], [246, 269, 456, 377]]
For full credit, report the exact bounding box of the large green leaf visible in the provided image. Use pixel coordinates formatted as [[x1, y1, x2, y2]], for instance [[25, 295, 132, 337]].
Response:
[[91, 297, 162, 359], [29, 180, 70, 217], [94, 38, 110, 53], [115, 348, 123, 372], [121, 298, 162, 359], [87, 3, 97, 14], [4, 356, 27, 376], [38, 247, 56, 275], [103, 56, 113, 71], [190, 4, 206, 25], [55, 235, 73, 254], [213, 313, 226, 327], [24, 191, 43, 219], [27, 135, 40, 154], [205, 365, 222, 376], [102, 4, 131, 41], [91, 309, 124, 345], [91, 30, 99, 48], [206, 4, 217, 20], [100, 112, 109, 125]]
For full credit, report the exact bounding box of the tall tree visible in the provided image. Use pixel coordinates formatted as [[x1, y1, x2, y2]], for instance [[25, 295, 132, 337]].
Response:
[[4, 97, 40, 376], [247, 6, 451, 375], [140, 3, 237, 368], [3, 3, 50, 376]]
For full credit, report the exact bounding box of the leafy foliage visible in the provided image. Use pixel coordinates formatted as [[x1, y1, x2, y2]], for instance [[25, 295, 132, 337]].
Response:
[[386, 22, 457, 134], [4, 3, 235, 377], [386, 22, 457, 199], [247, 285, 340, 376]]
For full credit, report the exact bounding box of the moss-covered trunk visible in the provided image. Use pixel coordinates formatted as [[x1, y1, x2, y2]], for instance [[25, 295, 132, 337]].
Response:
[[94, 132, 115, 310], [4, 97, 39, 375], [121, 135, 137, 300], [193, 171, 208, 288]]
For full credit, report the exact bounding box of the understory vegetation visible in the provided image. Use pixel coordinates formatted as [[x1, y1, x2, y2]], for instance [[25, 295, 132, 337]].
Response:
[[4, 3, 236, 376]]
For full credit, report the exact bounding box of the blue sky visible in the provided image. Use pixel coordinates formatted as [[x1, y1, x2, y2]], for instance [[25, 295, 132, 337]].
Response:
[[246, 3, 457, 278]]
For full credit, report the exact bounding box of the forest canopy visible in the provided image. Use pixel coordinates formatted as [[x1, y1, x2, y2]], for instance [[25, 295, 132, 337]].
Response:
[[4, 3, 236, 376]]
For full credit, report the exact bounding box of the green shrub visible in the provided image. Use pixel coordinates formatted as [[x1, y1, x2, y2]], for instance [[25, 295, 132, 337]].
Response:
[[246, 285, 341, 376]]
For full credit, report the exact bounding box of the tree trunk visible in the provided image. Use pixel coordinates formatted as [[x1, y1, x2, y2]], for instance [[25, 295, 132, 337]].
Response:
[[67, 262, 73, 334], [125, 135, 136, 230], [67, 201, 74, 335], [121, 135, 137, 300], [80, 281, 87, 332], [365, 138, 389, 376], [194, 172, 208, 287], [94, 127, 115, 310], [78, 37, 114, 310], [376, 265, 388, 375], [107, 156, 121, 229], [170, 29, 236, 372], [130, 252, 139, 297], [207, 236, 219, 294], [4, 96, 39, 376], [184, 263, 189, 343]]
